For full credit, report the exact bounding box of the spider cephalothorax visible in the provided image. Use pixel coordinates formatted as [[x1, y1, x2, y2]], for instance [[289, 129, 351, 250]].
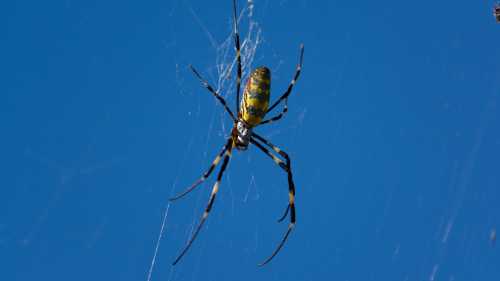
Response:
[[170, 0, 304, 267], [234, 120, 252, 150]]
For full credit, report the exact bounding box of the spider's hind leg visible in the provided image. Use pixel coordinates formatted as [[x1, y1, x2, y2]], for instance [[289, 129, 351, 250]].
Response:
[[250, 133, 296, 266], [172, 142, 234, 265], [170, 138, 233, 201]]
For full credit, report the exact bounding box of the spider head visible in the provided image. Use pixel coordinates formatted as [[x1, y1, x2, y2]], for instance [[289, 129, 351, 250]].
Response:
[[234, 120, 252, 150]]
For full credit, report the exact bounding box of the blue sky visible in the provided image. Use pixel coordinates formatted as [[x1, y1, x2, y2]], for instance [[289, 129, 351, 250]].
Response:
[[2, 0, 500, 280]]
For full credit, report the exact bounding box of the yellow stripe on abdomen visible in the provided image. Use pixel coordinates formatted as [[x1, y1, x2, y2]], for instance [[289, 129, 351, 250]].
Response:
[[241, 67, 271, 127]]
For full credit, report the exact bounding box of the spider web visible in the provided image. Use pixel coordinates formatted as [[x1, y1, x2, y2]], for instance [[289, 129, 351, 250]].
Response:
[[207, 0, 262, 136], [146, 2, 262, 280]]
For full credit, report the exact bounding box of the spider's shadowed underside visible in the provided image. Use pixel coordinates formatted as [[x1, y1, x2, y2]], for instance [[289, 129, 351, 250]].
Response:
[[170, 0, 304, 267]]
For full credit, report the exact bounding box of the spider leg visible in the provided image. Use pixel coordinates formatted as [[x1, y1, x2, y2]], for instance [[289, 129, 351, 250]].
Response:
[[170, 138, 233, 201], [260, 44, 304, 126], [259, 100, 288, 126], [232, 0, 242, 114], [277, 204, 290, 223], [250, 133, 296, 266], [189, 65, 237, 122], [172, 142, 234, 265]]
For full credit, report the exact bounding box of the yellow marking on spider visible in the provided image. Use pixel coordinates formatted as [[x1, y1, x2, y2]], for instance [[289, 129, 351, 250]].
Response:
[[249, 84, 263, 93], [289, 192, 295, 204], [212, 181, 220, 195], [212, 155, 222, 165], [259, 78, 270, 85], [241, 66, 271, 127], [272, 155, 283, 166]]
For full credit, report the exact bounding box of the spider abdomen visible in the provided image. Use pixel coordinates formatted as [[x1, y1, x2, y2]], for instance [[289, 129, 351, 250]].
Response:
[[240, 67, 271, 127]]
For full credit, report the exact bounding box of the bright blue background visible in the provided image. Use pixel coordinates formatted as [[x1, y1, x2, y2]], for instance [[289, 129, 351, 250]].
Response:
[[2, 0, 500, 280]]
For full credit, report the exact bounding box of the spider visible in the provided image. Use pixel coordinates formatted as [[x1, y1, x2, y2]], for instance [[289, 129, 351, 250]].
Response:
[[171, 0, 304, 266]]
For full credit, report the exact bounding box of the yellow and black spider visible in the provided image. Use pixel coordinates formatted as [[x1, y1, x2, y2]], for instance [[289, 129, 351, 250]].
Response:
[[171, 0, 304, 266]]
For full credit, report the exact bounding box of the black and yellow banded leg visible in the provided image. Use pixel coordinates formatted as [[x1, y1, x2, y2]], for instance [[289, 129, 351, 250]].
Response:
[[189, 65, 237, 122], [252, 133, 293, 222], [259, 99, 288, 126], [172, 144, 234, 265], [170, 138, 233, 201], [262, 44, 304, 125], [251, 133, 295, 223], [250, 133, 296, 266], [232, 0, 242, 114]]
